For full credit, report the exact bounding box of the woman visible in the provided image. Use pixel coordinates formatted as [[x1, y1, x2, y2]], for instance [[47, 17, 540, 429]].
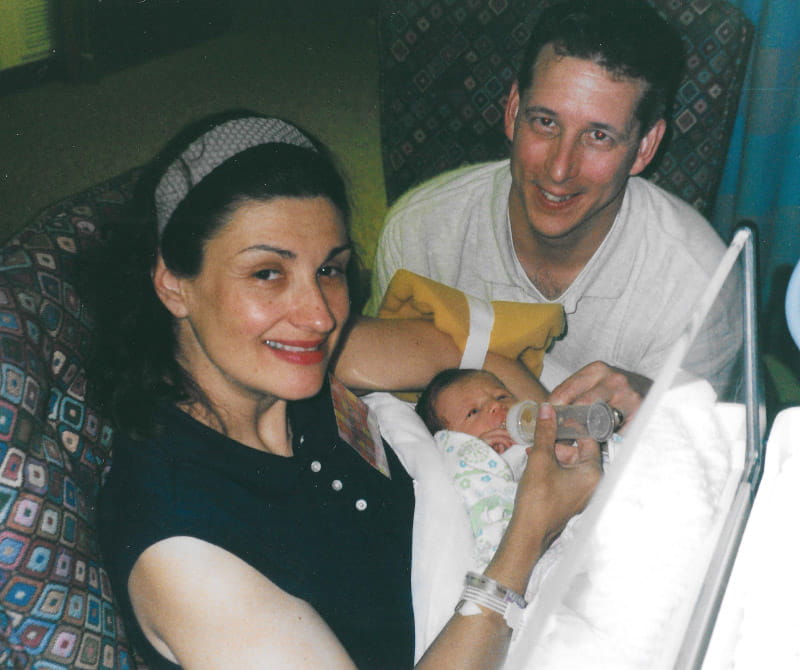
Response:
[[87, 112, 601, 669]]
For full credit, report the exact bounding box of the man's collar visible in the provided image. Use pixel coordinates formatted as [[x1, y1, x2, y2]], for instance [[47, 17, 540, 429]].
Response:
[[503, 180, 639, 313]]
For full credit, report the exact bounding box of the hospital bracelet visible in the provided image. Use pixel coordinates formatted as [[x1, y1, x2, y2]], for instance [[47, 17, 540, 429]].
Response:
[[455, 571, 528, 630]]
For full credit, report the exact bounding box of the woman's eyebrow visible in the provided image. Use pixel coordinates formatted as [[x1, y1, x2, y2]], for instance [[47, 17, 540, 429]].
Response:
[[326, 243, 353, 260], [240, 244, 294, 258], [239, 242, 353, 259]]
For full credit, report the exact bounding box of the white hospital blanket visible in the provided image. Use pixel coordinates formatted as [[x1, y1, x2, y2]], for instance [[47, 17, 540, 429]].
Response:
[[363, 392, 475, 661], [702, 406, 800, 669], [364, 381, 745, 667]]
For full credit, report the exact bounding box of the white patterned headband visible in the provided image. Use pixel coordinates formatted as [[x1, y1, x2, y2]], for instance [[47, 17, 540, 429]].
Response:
[[154, 116, 316, 235]]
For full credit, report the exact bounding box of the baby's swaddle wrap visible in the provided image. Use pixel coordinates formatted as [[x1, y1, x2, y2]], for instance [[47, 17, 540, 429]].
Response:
[[434, 431, 527, 569]]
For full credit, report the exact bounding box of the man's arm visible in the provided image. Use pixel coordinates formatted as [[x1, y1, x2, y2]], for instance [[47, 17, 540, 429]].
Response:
[[551, 251, 745, 423]]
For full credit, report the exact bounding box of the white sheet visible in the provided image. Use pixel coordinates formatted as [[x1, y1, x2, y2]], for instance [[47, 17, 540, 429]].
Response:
[[363, 392, 475, 661], [365, 380, 745, 667], [702, 406, 800, 669], [511, 383, 744, 669]]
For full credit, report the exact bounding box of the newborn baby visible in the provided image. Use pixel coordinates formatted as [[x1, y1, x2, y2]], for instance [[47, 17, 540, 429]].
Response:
[[416, 368, 614, 568], [416, 369, 529, 566]]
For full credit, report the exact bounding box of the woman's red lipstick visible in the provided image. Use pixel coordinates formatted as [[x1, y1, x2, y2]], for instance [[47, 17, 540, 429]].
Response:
[[264, 339, 326, 365]]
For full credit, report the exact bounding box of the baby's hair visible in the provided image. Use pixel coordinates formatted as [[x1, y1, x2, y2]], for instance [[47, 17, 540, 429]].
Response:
[[416, 368, 499, 434]]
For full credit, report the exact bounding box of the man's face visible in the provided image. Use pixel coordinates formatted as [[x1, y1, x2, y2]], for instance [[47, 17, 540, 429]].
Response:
[[504, 44, 665, 246]]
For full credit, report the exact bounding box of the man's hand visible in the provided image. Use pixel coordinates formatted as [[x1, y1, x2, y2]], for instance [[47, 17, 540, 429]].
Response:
[[548, 361, 652, 428]]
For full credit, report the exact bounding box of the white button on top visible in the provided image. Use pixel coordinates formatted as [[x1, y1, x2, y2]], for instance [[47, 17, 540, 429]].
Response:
[[355, 499, 367, 511], [331, 479, 343, 491], [310, 461, 322, 473]]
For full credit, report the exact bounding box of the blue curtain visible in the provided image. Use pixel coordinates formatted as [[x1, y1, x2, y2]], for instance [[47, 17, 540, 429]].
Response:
[[712, 0, 800, 311]]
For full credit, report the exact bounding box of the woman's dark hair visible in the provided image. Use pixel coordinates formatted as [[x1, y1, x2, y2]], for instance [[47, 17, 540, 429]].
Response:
[[415, 368, 489, 434], [81, 112, 356, 438], [518, 0, 685, 133]]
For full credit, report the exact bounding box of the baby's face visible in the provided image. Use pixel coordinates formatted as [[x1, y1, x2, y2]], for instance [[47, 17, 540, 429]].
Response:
[[436, 373, 517, 441]]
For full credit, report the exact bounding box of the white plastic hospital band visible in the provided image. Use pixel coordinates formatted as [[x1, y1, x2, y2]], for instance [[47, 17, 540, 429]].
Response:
[[455, 571, 527, 631], [459, 294, 494, 370]]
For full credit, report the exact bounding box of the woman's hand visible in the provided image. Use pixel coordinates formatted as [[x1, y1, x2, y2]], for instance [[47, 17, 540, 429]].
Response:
[[418, 403, 601, 670], [486, 403, 602, 595], [513, 403, 603, 556]]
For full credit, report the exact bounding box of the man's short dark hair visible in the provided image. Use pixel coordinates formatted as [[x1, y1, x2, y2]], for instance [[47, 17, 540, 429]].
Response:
[[518, 0, 685, 133]]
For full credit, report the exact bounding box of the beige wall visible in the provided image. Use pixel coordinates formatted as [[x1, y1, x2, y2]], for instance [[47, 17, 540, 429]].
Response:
[[0, 5, 388, 268]]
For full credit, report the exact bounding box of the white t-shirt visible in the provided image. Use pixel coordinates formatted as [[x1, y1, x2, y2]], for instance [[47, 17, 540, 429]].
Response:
[[369, 160, 740, 393]]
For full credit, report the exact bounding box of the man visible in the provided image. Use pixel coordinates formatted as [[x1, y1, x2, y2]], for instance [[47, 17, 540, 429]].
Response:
[[368, 0, 741, 422]]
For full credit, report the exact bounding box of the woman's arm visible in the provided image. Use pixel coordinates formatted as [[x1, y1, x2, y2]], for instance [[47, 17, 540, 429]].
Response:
[[333, 316, 459, 391], [128, 537, 358, 669], [333, 316, 548, 400], [127, 406, 599, 670], [417, 404, 601, 669]]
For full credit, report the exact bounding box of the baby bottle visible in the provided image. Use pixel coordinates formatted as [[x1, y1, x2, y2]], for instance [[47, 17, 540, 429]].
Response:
[[505, 400, 618, 444]]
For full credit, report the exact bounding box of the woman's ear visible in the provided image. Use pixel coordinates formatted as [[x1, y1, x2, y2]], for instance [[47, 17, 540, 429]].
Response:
[[153, 256, 189, 318]]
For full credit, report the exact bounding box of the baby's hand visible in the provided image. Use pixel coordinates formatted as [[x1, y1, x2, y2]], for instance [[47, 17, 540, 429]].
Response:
[[478, 427, 515, 454]]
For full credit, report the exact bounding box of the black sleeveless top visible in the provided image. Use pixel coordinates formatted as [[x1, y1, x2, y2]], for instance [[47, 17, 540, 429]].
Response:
[[99, 383, 416, 669]]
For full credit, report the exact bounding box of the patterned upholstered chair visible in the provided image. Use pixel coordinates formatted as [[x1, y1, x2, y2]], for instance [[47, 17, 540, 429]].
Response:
[[378, 0, 753, 217], [0, 170, 146, 668]]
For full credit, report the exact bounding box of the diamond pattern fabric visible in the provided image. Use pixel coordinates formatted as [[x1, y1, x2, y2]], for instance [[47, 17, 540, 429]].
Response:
[[378, 0, 752, 217], [0, 169, 146, 669]]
